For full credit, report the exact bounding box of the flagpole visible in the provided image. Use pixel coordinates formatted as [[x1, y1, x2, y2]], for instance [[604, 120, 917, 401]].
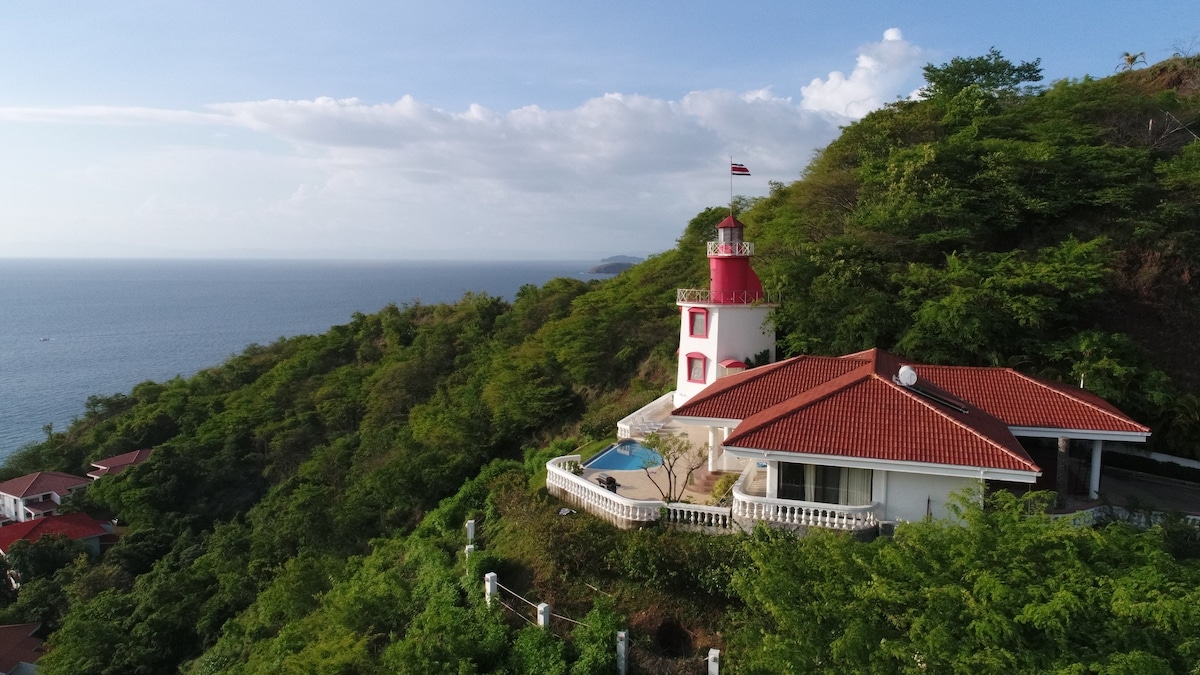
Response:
[[729, 156, 734, 217]]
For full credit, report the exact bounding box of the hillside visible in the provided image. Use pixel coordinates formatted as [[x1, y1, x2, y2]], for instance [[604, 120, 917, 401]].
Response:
[[2, 52, 1199, 673], [744, 52, 1200, 457]]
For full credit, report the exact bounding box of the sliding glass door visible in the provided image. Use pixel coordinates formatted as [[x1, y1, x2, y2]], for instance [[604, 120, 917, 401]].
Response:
[[778, 463, 872, 505]]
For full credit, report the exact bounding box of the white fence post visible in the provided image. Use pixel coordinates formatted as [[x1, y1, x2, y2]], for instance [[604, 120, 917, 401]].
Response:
[[616, 630, 628, 675], [484, 572, 497, 606], [536, 603, 550, 629], [708, 648, 721, 674], [466, 519, 476, 544]]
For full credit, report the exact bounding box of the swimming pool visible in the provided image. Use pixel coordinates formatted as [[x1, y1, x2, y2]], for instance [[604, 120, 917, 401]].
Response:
[[584, 440, 663, 471]]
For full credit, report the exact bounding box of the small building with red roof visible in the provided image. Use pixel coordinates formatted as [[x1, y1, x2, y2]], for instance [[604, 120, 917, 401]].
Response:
[[0, 623, 42, 675], [0, 513, 111, 557], [88, 448, 153, 480], [0, 472, 90, 525]]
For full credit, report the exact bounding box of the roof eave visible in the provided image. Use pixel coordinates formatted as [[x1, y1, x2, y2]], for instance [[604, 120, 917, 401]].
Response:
[[1008, 426, 1151, 443], [670, 414, 743, 427], [723, 446, 1042, 483]]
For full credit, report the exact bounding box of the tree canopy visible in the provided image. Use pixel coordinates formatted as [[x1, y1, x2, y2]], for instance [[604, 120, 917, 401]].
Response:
[[733, 490, 1200, 674], [920, 48, 1044, 99]]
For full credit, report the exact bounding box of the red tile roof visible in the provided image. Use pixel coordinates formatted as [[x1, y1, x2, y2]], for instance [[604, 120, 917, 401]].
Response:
[[721, 352, 1038, 472], [0, 513, 109, 555], [915, 366, 1150, 434], [88, 448, 153, 478], [672, 355, 866, 419], [676, 348, 1150, 473], [0, 472, 89, 500], [0, 623, 41, 673]]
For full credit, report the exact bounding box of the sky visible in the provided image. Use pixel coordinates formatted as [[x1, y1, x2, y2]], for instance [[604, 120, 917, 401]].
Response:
[[0, 2, 1197, 260]]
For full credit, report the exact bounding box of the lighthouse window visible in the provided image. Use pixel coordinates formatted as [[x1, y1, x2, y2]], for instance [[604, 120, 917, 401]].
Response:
[[688, 309, 708, 337], [687, 354, 707, 383]]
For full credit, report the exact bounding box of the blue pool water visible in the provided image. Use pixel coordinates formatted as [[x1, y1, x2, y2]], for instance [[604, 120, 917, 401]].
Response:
[[584, 440, 663, 471]]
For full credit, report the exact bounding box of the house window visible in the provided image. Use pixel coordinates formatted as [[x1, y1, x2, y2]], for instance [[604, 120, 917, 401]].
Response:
[[778, 463, 872, 505], [686, 353, 707, 383], [688, 308, 708, 337]]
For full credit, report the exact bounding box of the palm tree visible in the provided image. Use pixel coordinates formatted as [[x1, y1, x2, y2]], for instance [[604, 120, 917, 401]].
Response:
[[1118, 51, 1147, 72]]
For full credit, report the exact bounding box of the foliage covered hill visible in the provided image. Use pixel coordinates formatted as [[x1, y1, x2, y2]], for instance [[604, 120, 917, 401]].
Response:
[[0, 244, 707, 674], [2, 52, 1200, 673], [740, 51, 1200, 455]]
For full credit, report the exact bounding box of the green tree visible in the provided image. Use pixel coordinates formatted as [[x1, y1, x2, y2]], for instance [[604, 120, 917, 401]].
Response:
[[920, 48, 1043, 99], [640, 432, 707, 503], [732, 490, 1200, 673], [7, 535, 87, 583]]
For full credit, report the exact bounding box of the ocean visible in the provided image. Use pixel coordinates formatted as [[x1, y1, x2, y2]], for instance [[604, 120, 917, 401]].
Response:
[[0, 258, 599, 458]]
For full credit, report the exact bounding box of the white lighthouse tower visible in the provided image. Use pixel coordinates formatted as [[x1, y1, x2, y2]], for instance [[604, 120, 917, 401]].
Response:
[[674, 214, 776, 407]]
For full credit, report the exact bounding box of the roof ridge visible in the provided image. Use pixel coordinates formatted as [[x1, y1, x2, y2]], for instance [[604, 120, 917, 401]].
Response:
[[726, 364, 873, 443], [840, 347, 878, 361], [1002, 368, 1150, 432], [879, 372, 1039, 472]]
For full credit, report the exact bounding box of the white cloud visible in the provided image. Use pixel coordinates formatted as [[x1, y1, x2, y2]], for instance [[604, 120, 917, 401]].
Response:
[[0, 30, 926, 259], [800, 28, 925, 119]]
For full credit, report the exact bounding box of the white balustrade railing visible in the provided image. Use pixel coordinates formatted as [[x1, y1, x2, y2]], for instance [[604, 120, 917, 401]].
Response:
[[731, 469, 879, 531], [615, 392, 676, 439], [663, 502, 734, 531], [732, 493, 878, 531], [546, 456, 665, 526], [676, 288, 782, 305], [546, 455, 739, 533]]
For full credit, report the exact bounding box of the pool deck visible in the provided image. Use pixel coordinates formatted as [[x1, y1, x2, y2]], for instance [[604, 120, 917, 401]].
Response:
[[583, 420, 731, 505], [581, 464, 720, 505]]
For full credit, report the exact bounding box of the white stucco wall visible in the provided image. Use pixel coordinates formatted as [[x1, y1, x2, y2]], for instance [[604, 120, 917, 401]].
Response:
[[879, 471, 978, 522], [675, 303, 774, 405]]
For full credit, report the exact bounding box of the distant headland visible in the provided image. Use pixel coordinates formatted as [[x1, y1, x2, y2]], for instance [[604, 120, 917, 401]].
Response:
[[588, 255, 643, 274]]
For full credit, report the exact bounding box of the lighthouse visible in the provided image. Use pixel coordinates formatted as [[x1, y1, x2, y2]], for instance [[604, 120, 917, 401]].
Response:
[[674, 214, 776, 406]]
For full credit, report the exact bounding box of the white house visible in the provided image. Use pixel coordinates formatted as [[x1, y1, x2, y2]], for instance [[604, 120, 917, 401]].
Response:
[[547, 212, 1151, 533], [673, 347, 1150, 525], [0, 472, 90, 524]]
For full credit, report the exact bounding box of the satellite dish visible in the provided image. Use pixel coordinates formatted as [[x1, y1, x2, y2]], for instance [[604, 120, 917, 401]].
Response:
[[897, 365, 917, 387]]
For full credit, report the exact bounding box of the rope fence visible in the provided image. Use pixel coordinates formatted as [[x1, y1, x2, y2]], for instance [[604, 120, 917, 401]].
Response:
[[497, 599, 536, 626], [550, 611, 587, 627], [475, 528, 723, 671], [485, 572, 588, 635], [495, 582, 538, 609]]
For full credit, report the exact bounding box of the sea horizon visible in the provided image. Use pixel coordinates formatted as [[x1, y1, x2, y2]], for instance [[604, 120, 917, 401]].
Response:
[[0, 258, 609, 458]]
